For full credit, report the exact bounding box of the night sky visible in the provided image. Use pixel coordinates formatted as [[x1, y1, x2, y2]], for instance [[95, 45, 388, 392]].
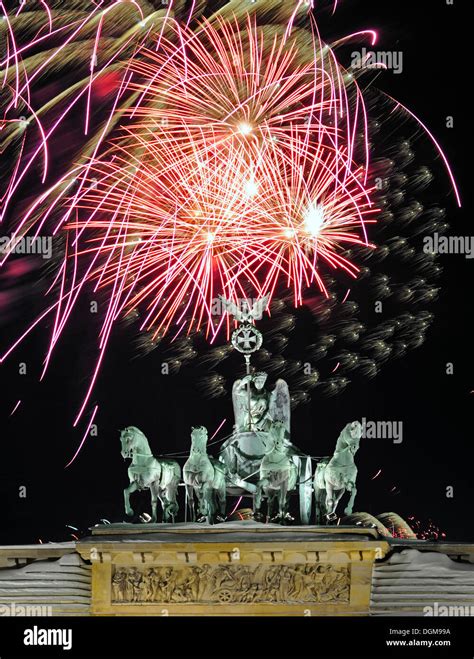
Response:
[[1, 1, 471, 545]]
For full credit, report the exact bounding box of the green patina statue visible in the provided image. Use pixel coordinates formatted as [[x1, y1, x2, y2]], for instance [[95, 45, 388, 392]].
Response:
[[120, 426, 181, 523], [314, 421, 362, 523], [183, 426, 227, 524], [255, 421, 298, 523]]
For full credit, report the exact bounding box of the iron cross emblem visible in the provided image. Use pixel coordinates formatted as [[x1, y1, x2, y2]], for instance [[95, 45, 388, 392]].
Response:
[[231, 324, 263, 355]]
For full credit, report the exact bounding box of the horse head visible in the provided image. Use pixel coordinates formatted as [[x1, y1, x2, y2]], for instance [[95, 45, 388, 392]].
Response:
[[339, 420, 362, 455], [190, 425, 208, 454], [120, 426, 145, 459]]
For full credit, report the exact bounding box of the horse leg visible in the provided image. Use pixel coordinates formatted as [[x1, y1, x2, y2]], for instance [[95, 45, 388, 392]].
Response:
[[161, 477, 178, 524], [216, 483, 226, 521], [167, 482, 179, 523], [150, 484, 161, 523], [124, 481, 138, 518], [151, 494, 158, 523], [202, 484, 214, 524], [314, 488, 325, 525], [334, 488, 346, 516], [254, 480, 266, 522], [185, 485, 196, 522], [325, 482, 337, 521], [279, 481, 289, 523], [269, 491, 279, 522], [195, 487, 208, 522], [265, 490, 272, 522], [267, 487, 277, 522], [345, 483, 357, 515]]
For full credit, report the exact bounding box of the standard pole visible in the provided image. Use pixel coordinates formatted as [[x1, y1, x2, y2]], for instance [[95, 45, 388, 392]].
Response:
[[245, 354, 252, 431]]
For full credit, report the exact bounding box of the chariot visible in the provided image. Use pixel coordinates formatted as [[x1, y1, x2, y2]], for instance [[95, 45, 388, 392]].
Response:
[[218, 376, 313, 524]]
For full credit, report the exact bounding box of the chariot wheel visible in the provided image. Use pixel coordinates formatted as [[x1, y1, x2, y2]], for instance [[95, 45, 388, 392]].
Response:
[[218, 589, 233, 603], [299, 456, 313, 525]]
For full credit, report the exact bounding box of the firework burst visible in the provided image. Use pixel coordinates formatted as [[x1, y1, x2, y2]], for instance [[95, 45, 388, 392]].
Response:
[[0, 1, 460, 431], [55, 14, 377, 346]]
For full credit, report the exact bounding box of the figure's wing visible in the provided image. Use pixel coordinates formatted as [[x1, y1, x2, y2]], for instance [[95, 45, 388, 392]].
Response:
[[268, 379, 291, 434], [249, 294, 270, 321], [232, 379, 249, 432], [219, 295, 243, 322]]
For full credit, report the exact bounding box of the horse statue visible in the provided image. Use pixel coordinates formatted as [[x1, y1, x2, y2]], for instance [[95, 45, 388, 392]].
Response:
[[314, 421, 362, 523], [254, 421, 298, 523], [120, 426, 181, 523], [183, 426, 227, 524]]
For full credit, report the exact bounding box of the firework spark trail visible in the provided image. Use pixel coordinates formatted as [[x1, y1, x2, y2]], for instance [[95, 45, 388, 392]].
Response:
[[65, 404, 99, 467], [209, 418, 227, 442], [10, 399, 21, 416], [229, 496, 243, 517], [385, 94, 461, 208]]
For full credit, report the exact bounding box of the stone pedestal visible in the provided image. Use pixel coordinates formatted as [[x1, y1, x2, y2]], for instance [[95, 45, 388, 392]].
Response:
[[77, 522, 390, 616]]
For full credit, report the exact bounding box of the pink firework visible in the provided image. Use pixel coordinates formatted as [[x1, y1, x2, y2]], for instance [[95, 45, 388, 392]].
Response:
[[0, 2, 459, 431], [60, 16, 376, 340]]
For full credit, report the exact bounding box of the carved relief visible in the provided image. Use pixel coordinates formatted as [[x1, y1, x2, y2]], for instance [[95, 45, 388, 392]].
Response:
[[111, 564, 350, 604]]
